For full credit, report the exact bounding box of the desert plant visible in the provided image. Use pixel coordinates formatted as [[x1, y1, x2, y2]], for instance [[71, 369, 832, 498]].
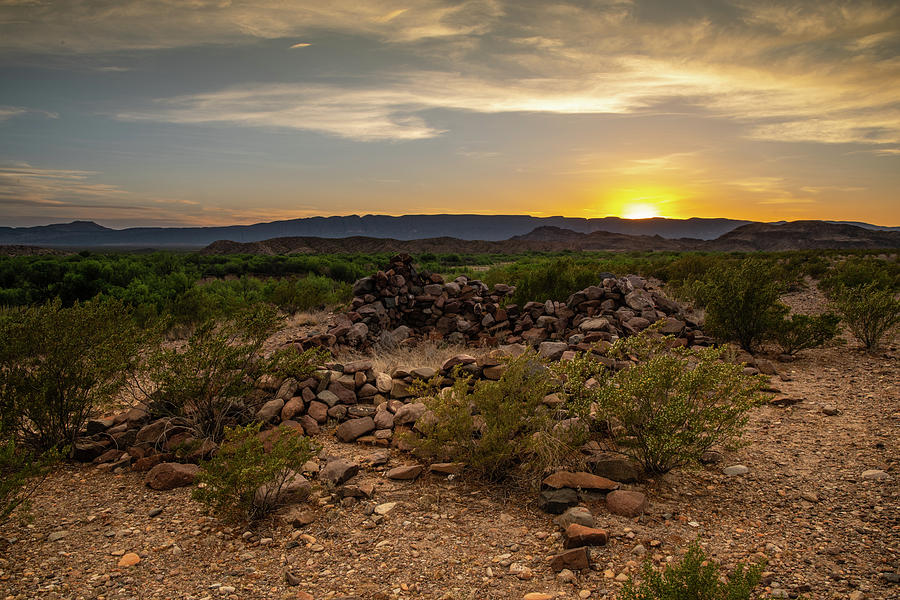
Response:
[[193, 423, 320, 522], [698, 258, 789, 352], [267, 345, 330, 381], [772, 313, 840, 355], [620, 542, 766, 600], [594, 332, 767, 474], [0, 298, 145, 452], [410, 352, 588, 485], [135, 304, 282, 442], [831, 283, 900, 350]]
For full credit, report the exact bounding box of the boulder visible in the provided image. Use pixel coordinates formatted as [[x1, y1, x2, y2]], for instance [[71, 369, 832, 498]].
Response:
[[394, 402, 427, 426], [145, 462, 200, 490], [319, 459, 359, 486], [606, 490, 648, 517], [335, 417, 376, 442]]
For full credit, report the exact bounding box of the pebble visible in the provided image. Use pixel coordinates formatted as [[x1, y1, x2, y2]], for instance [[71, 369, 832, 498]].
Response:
[[47, 531, 68, 542], [148, 508, 163, 518], [117, 553, 140, 567], [374, 502, 397, 515], [861, 469, 891, 481], [821, 405, 840, 416], [557, 568, 576, 583], [722, 465, 749, 476]]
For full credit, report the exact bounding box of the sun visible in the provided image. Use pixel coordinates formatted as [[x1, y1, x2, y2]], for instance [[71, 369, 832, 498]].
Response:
[[621, 202, 662, 220]]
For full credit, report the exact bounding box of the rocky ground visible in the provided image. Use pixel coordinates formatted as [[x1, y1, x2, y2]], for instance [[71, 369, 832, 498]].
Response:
[[1, 285, 897, 600]]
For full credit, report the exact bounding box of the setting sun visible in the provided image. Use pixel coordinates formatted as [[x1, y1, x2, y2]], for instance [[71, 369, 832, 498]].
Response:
[[622, 202, 662, 220]]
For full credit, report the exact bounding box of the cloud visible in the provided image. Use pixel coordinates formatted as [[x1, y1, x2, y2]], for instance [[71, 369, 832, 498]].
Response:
[[0, 0, 504, 53], [289, 42, 311, 49], [0, 105, 58, 122]]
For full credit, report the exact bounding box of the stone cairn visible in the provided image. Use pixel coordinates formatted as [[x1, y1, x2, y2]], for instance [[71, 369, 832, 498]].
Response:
[[75, 253, 710, 471], [299, 253, 711, 352], [72, 254, 715, 572]]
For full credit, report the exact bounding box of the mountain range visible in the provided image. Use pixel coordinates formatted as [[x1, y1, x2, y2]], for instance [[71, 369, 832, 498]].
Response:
[[0, 215, 898, 248], [201, 221, 900, 255]]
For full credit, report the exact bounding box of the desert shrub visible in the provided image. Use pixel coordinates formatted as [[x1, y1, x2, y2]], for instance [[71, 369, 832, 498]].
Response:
[[193, 423, 320, 522], [831, 283, 900, 350], [819, 256, 900, 298], [267, 345, 330, 381], [620, 542, 766, 600], [772, 313, 840, 355], [269, 275, 352, 313], [410, 352, 588, 485], [510, 258, 610, 304], [136, 305, 282, 442], [698, 258, 789, 352], [594, 333, 766, 474], [0, 298, 145, 452]]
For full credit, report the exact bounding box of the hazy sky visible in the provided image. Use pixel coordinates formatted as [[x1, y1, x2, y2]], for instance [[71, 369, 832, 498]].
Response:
[[1, 0, 899, 227]]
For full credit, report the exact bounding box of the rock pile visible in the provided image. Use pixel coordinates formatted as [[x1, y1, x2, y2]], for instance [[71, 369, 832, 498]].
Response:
[[297, 253, 708, 351]]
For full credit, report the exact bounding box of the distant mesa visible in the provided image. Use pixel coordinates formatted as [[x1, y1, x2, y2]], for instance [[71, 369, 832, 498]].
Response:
[[0, 215, 897, 251]]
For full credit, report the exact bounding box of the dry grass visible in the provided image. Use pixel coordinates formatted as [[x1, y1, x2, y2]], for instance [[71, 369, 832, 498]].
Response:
[[337, 339, 490, 374]]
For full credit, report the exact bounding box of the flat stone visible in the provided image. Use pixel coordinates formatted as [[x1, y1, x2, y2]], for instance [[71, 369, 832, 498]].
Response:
[[550, 547, 590, 571], [429, 462, 465, 475], [335, 417, 375, 442], [579, 318, 609, 332], [564, 523, 609, 548], [319, 459, 359, 485], [374, 502, 397, 515], [538, 341, 569, 360], [722, 465, 749, 476], [441, 354, 476, 371], [386, 465, 423, 480], [542, 471, 619, 492], [586, 455, 641, 483], [606, 490, 648, 517], [861, 469, 891, 481], [47, 531, 69, 542]]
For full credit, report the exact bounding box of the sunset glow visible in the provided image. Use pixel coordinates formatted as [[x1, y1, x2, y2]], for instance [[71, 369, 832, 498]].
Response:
[[0, 1, 898, 227]]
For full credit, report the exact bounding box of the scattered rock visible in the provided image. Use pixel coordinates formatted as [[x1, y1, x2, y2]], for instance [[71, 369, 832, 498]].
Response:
[[556, 506, 595, 529], [722, 465, 749, 476], [117, 552, 140, 567], [550, 547, 590, 571], [537, 488, 580, 514], [144, 462, 200, 490], [563, 523, 608, 548], [606, 490, 648, 517], [542, 471, 619, 492], [386, 465, 423, 480], [861, 469, 891, 481], [319, 459, 360, 486]]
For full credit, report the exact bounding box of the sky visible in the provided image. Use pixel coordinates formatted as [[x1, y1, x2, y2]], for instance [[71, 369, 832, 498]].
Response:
[[0, 0, 899, 228]]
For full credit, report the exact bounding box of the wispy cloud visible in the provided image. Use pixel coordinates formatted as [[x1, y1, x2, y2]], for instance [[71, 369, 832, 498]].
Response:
[[0, 106, 58, 122]]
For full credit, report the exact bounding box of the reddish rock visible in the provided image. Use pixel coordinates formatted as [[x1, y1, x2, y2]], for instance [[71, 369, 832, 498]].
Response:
[[550, 547, 590, 571], [542, 471, 619, 492], [281, 397, 305, 422], [299, 415, 320, 435], [118, 552, 141, 567], [336, 417, 376, 442], [132, 453, 173, 472], [429, 462, 465, 475], [319, 458, 359, 485], [606, 489, 648, 517], [307, 401, 328, 424], [386, 465, 423, 480], [144, 462, 200, 490], [563, 523, 609, 548], [441, 354, 476, 371]]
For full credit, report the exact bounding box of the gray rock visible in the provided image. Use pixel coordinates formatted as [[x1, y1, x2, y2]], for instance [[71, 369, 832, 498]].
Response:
[[335, 417, 375, 442], [722, 465, 750, 476], [319, 459, 359, 486], [555, 506, 595, 529], [861, 469, 891, 481], [256, 398, 285, 423], [537, 488, 580, 514]]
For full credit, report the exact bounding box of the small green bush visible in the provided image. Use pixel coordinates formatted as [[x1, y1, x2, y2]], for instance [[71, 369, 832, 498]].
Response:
[[0, 298, 145, 452], [620, 542, 766, 600], [193, 423, 320, 522], [136, 305, 282, 442], [593, 332, 766, 474], [819, 256, 900, 298], [698, 258, 789, 352], [267, 346, 330, 381], [410, 352, 588, 485], [831, 283, 900, 350], [772, 313, 840, 355]]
